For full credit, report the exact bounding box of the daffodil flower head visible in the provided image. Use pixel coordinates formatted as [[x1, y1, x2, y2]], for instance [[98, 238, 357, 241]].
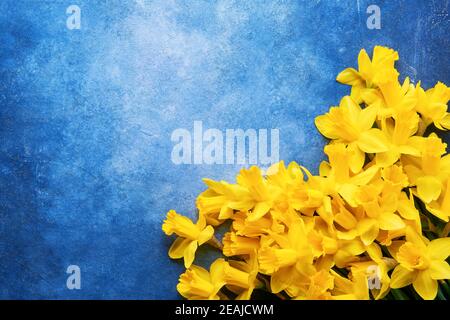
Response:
[[222, 232, 260, 257], [416, 81, 450, 131], [162, 210, 214, 268], [218, 256, 262, 300], [390, 227, 450, 300], [177, 260, 226, 300]]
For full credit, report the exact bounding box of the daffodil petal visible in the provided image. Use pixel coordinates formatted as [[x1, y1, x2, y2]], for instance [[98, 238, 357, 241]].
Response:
[[168, 237, 191, 259], [416, 176, 442, 203], [390, 265, 414, 288], [357, 219, 379, 245], [378, 213, 405, 231], [413, 270, 438, 300], [315, 114, 339, 139], [357, 129, 390, 153], [247, 202, 271, 222], [210, 258, 226, 286], [336, 67, 362, 86], [198, 225, 214, 245], [429, 260, 450, 280], [358, 105, 377, 132], [183, 241, 198, 268], [427, 237, 450, 260], [270, 268, 294, 293]]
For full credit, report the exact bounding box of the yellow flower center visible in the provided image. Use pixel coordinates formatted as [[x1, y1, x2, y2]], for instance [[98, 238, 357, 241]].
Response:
[[223, 233, 260, 256], [162, 210, 201, 240], [223, 264, 251, 288], [397, 242, 429, 270], [177, 269, 214, 298], [259, 247, 299, 273]]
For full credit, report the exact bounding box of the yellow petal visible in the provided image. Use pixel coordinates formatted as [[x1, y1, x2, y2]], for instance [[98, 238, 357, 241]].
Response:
[[390, 265, 415, 288], [438, 113, 450, 130], [183, 241, 198, 268], [358, 105, 378, 132], [315, 114, 339, 139], [198, 225, 214, 245], [358, 49, 372, 79], [413, 270, 438, 300], [405, 227, 428, 250], [427, 237, 450, 260], [336, 67, 362, 86], [429, 260, 450, 280], [247, 201, 271, 222], [339, 184, 359, 207], [270, 268, 294, 293], [387, 240, 405, 260], [168, 237, 191, 259], [357, 219, 379, 245], [376, 150, 399, 167], [357, 129, 390, 153], [366, 242, 383, 261], [378, 212, 405, 231], [416, 176, 442, 203], [350, 165, 379, 186], [210, 258, 227, 286], [348, 144, 366, 173], [397, 197, 419, 221]]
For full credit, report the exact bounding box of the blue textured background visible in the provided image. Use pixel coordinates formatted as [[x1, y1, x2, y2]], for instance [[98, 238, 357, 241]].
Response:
[[0, 0, 449, 299]]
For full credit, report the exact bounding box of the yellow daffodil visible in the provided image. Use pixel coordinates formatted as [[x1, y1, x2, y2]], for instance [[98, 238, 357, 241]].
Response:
[[337, 46, 399, 103], [390, 228, 450, 299], [216, 256, 262, 300], [162, 210, 214, 268], [177, 260, 226, 300], [258, 220, 315, 293], [363, 77, 417, 118], [330, 267, 370, 300], [376, 111, 421, 166], [426, 178, 450, 222], [403, 134, 450, 220], [293, 269, 335, 300], [223, 232, 260, 256], [232, 210, 283, 237], [416, 81, 450, 132], [315, 96, 389, 157], [195, 179, 236, 225], [320, 143, 379, 207], [350, 243, 396, 299]]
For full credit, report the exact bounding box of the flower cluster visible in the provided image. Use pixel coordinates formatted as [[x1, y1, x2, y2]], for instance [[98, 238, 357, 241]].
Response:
[[162, 46, 450, 300]]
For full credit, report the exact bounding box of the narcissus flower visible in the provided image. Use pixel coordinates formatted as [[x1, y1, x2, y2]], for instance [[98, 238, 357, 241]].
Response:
[[163, 46, 450, 300], [223, 232, 260, 256], [217, 256, 262, 300], [416, 81, 450, 131], [315, 96, 389, 156], [177, 260, 226, 300], [389, 228, 450, 300], [337, 46, 399, 103], [162, 210, 214, 268]]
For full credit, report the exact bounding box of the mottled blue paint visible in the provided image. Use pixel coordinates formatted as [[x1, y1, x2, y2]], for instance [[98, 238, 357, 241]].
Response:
[[0, 0, 449, 299]]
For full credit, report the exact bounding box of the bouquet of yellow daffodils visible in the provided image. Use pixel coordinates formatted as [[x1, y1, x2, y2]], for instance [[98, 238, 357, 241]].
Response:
[[162, 46, 450, 300]]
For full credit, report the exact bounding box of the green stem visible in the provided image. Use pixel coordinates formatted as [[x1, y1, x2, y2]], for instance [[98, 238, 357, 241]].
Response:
[[437, 288, 446, 300], [390, 289, 410, 300], [439, 281, 450, 299]]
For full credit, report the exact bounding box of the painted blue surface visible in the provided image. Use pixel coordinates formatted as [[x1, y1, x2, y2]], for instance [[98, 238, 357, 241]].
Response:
[[0, 0, 449, 299]]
